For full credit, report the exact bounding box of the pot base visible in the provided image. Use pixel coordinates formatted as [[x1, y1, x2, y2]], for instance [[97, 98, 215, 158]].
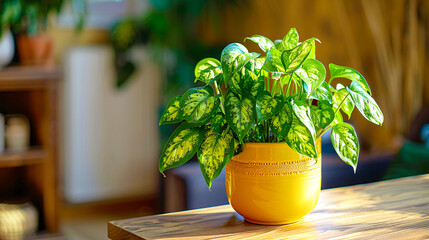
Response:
[[245, 217, 301, 226], [226, 141, 322, 225]]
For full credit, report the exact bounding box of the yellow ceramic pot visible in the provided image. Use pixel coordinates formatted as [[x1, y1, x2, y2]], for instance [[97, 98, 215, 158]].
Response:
[[225, 139, 321, 225]]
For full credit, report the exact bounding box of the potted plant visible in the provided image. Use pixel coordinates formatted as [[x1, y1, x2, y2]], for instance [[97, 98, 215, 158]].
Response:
[[158, 28, 384, 225], [10, 0, 85, 65]]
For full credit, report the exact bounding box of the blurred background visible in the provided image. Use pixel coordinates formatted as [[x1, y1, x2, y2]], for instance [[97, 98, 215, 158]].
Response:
[[0, 0, 428, 239]]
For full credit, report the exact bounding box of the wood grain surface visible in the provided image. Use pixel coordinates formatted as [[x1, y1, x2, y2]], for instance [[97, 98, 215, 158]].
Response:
[[108, 174, 429, 240]]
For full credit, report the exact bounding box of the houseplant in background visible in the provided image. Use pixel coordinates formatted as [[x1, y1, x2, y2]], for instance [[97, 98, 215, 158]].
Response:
[[109, 0, 241, 150], [158, 28, 384, 225], [10, 0, 85, 65]]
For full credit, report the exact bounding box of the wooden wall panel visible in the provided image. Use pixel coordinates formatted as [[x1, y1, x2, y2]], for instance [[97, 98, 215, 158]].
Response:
[[200, 0, 429, 150]]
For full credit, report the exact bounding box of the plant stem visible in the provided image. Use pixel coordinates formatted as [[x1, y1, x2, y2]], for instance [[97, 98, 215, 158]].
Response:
[[271, 81, 278, 97], [316, 92, 350, 139], [294, 81, 298, 95], [316, 125, 332, 139], [214, 81, 226, 114], [334, 92, 350, 116], [286, 76, 293, 97], [327, 77, 334, 86]]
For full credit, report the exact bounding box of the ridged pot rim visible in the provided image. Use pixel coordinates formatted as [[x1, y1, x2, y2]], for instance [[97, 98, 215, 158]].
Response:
[[232, 139, 322, 164]]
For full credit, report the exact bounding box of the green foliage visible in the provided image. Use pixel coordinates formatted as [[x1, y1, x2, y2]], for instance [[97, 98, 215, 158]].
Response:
[[270, 100, 293, 140], [110, 0, 239, 89], [194, 58, 222, 84], [281, 39, 313, 73], [1, 0, 86, 36], [333, 84, 355, 119], [244, 35, 274, 53], [180, 86, 220, 124], [225, 90, 256, 142], [331, 123, 359, 173], [256, 91, 283, 122], [159, 28, 384, 187], [159, 122, 205, 173], [159, 95, 182, 125], [347, 81, 384, 125], [198, 128, 234, 187]]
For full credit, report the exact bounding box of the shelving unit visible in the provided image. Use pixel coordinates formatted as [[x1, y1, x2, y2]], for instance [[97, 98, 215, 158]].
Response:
[[0, 148, 46, 168], [0, 66, 59, 232]]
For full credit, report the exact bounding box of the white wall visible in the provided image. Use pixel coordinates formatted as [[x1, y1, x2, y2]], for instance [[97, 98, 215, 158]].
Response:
[[62, 46, 160, 203]]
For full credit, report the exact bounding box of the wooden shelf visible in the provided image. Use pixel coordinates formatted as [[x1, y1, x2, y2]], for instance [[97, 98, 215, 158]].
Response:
[[0, 66, 59, 232], [0, 66, 60, 91], [0, 148, 46, 168]]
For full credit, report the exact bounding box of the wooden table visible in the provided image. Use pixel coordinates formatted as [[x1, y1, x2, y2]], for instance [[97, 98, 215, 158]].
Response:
[[108, 174, 429, 239]]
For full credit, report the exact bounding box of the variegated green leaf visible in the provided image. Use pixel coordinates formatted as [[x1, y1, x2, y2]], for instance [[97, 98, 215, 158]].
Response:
[[333, 84, 354, 119], [159, 123, 204, 173], [233, 138, 242, 155], [263, 47, 285, 72], [347, 81, 384, 125], [329, 63, 371, 95], [286, 116, 317, 158], [244, 123, 264, 142], [309, 39, 316, 59], [159, 95, 182, 125], [331, 122, 359, 172], [229, 59, 264, 96], [244, 35, 274, 53], [332, 107, 344, 125], [246, 74, 265, 97], [310, 82, 333, 103], [281, 28, 299, 50], [225, 91, 256, 142], [295, 58, 326, 98], [194, 58, 222, 84], [180, 86, 220, 124], [256, 91, 283, 121], [271, 100, 293, 140], [220, 43, 249, 85], [291, 100, 316, 138], [274, 39, 283, 51], [226, 52, 260, 88], [281, 39, 313, 74], [211, 113, 227, 134], [229, 65, 258, 95], [198, 128, 234, 188], [253, 57, 266, 76], [317, 101, 335, 129], [310, 105, 321, 128]]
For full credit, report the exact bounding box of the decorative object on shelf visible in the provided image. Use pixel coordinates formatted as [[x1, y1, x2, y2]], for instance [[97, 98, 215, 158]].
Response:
[[5, 115, 30, 151], [0, 0, 20, 69], [0, 29, 15, 69], [0, 203, 38, 240], [158, 28, 384, 224]]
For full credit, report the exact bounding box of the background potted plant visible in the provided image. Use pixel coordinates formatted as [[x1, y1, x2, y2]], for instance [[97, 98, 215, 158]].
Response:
[[8, 0, 86, 66], [158, 28, 384, 225]]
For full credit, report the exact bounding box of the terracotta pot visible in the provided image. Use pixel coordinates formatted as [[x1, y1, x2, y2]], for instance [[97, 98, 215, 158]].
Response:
[[226, 139, 321, 225], [17, 34, 54, 66]]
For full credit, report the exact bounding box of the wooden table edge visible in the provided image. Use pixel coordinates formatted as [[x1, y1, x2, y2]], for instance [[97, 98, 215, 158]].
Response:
[[108, 221, 145, 240]]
